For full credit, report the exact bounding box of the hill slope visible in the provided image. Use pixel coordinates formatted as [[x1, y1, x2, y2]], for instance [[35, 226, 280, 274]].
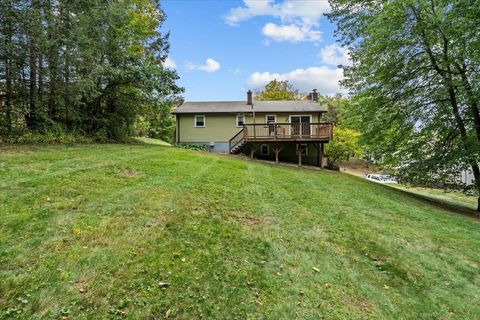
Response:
[[1, 144, 479, 319]]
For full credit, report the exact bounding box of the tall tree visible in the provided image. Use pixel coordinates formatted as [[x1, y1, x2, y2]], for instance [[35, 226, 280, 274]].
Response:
[[328, 0, 480, 211], [0, 0, 182, 140], [255, 79, 299, 101]]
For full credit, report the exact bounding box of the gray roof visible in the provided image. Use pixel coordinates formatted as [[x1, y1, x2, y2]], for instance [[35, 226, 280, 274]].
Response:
[[171, 100, 326, 114]]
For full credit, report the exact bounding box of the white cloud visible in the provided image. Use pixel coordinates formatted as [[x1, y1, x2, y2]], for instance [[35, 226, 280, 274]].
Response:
[[262, 22, 321, 42], [224, 0, 330, 43], [319, 44, 351, 66], [225, 0, 330, 26], [246, 66, 345, 96], [185, 58, 221, 73], [164, 56, 176, 69]]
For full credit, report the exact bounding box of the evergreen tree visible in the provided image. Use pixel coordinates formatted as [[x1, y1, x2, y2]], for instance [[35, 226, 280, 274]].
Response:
[[0, 0, 182, 140]]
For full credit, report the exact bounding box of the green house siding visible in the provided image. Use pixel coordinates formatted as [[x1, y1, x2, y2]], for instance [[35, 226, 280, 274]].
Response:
[[177, 114, 243, 143], [247, 112, 323, 124], [177, 112, 324, 143], [176, 112, 325, 160]]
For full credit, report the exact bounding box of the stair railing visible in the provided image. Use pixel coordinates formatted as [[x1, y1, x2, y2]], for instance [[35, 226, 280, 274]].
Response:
[[229, 128, 245, 153]]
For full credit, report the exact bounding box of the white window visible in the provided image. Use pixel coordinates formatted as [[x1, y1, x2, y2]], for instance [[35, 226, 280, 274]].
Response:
[[266, 115, 276, 124], [260, 144, 270, 156], [195, 115, 205, 127], [236, 114, 245, 127]]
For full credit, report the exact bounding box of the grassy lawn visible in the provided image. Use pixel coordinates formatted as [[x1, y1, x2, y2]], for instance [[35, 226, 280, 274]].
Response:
[[1, 144, 480, 319], [391, 185, 478, 211]]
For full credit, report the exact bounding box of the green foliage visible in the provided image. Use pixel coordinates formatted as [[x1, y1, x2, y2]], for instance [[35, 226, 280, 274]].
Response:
[[317, 93, 351, 124], [325, 126, 362, 168], [135, 100, 178, 143], [1, 144, 480, 318], [328, 0, 480, 208], [255, 80, 299, 101], [176, 143, 208, 152], [0, 129, 97, 145], [0, 0, 183, 141]]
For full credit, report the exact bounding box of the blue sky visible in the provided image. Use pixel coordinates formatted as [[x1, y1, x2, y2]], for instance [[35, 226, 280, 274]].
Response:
[[161, 0, 349, 101]]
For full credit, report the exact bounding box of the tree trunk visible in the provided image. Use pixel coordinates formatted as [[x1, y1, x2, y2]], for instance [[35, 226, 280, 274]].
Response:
[[415, 8, 480, 211], [27, 36, 37, 129], [26, 0, 40, 130], [4, 19, 13, 133]]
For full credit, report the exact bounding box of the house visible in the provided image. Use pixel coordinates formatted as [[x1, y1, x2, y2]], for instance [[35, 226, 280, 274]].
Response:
[[171, 90, 333, 166]]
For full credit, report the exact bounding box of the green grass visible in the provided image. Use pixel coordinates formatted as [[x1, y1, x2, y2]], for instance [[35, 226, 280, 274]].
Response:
[[1, 144, 480, 319], [132, 137, 171, 146], [391, 185, 478, 211]]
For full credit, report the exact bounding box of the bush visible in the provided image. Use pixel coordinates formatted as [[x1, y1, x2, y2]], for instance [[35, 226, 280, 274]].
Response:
[[0, 129, 100, 145], [176, 143, 208, 152]]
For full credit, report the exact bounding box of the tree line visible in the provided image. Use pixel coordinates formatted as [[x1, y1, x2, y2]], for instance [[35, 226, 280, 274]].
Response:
[[328, 0, 480, 210], [0, 0, 182, 141]]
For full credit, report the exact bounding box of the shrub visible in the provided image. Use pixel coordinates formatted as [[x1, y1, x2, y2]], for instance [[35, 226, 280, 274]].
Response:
[[176, 143, 208, 152]]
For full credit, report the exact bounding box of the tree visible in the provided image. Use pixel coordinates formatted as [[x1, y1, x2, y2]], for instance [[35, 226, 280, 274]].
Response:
[[317, 93, 351, 124], [0, 0, 182, 140], [328, 0, 480, 211], [324, 126, 362, 169], [255, 79, 299, 101]]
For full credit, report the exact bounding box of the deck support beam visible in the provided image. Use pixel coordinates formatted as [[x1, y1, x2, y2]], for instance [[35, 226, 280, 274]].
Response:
[[316, 142, 324, 168], [273, 144, 285, 164], [297, 143, 307, 167], [320, 143, 324, 168], [250, 144, 258, 160]]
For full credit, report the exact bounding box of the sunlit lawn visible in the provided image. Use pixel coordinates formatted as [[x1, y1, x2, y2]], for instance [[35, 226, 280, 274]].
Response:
[[1, 143, 479, 319]]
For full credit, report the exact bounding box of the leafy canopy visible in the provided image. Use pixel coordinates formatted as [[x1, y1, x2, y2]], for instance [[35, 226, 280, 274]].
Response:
[[255, 80, 299, 101], [325, 126, 362, 168], [0, 0, 183, 141], [328, 0, 480, 206]]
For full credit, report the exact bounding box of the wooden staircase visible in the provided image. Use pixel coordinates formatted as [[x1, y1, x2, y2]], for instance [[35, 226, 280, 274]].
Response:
[[229, 129, 245, 154]]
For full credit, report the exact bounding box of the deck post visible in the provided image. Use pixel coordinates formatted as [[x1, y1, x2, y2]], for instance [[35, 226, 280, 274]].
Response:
[[298, 152, 302, 167], [320, 143, 324, 168], [273, 144, 284, 164], [250, 143, 257, 160]]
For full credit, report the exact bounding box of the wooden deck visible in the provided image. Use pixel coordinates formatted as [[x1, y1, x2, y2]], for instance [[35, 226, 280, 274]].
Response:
[[229, 122, 333, 154]]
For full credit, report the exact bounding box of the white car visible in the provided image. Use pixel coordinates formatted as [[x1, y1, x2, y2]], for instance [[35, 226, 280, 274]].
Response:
[[366, 174, 398, 184]]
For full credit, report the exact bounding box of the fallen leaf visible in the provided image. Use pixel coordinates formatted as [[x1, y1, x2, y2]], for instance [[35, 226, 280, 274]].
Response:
[[73, 227, 81, 235], [383, 284, 390, 290], [165, 309, 171, 317], [158, 281, 170, 288], [255, 300, 263, 306], [173, 252, 180, 257], [181, 258, 186, 262], [276, 272, 282, 276], [79, 288, 85, 293], [313, 267, 320, 273]]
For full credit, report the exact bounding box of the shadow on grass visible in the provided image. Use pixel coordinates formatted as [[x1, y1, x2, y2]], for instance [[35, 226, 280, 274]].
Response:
[[382, 185, 480, 220]]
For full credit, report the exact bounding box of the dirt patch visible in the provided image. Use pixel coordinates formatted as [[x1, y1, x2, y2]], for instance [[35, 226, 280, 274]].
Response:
[[231, 214, 263, 227], [341, 295, 373, 315], [117, 167, 141, 177]]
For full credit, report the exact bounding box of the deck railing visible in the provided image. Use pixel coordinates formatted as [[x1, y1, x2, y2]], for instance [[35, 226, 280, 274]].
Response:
[[243, 122, 332, 141], [229, 128, 245, 152]]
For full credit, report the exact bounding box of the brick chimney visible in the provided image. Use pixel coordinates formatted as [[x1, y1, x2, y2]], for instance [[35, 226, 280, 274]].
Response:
[[247, 90, 253, 105], [311, 89, 318, 103]]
